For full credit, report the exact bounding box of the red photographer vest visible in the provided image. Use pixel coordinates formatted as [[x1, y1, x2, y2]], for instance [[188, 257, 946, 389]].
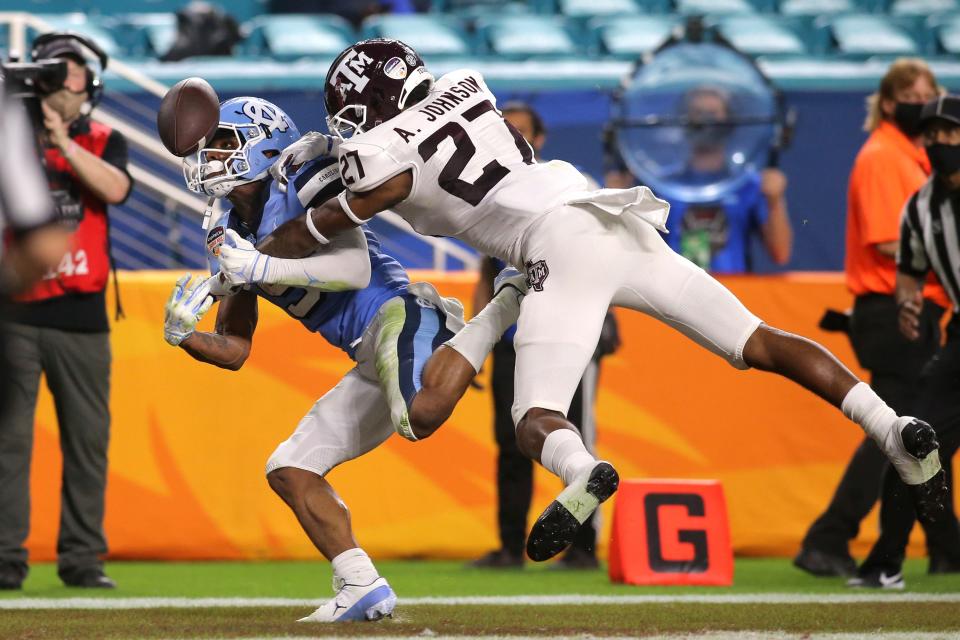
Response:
[[16, 120, 113, 302]]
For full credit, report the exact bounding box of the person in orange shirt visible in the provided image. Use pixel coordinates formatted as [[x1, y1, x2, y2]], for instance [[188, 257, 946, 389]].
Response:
[[795, 59, 951, 578]]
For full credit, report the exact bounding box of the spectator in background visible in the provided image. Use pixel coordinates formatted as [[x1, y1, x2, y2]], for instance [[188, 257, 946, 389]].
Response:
[[0, 34, 132, 591], [470, 102, 620, 570], [848, 95, 960, 589], [795, 58, 951, 578], [160, 2, 242, 62], [607, 85, 792, 273]]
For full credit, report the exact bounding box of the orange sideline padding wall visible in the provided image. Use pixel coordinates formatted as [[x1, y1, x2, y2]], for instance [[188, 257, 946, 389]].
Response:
[[23, 271, 955, 561]]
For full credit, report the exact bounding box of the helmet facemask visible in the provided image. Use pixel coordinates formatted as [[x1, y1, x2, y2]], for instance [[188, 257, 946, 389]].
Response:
[[183, 123, 272, 197], [327, 104, 368, 141]]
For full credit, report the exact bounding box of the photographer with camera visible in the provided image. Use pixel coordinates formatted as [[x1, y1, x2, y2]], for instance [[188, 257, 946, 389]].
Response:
[[0, 32, 131, 590]]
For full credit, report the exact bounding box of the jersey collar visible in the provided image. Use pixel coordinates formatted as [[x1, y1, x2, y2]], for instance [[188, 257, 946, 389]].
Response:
[[876, 120, 930, 173]]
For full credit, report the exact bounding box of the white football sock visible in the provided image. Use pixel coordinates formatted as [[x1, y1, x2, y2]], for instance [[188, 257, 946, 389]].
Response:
[[841, 381, 898, 444], [540, 429, 596, 487], [331, 548, 379, 587], [444, 286, 522, 373]]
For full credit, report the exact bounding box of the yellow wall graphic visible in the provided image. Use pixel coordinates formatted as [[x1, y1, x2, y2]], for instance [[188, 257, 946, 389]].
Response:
[[23, 271, 953, 561]]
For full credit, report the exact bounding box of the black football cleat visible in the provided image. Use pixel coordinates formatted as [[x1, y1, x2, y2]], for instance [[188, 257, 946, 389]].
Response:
[[899, 419, 948, 523], [526, 461, 619, 562]]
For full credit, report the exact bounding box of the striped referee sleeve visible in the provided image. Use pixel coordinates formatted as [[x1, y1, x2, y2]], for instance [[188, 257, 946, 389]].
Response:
[[897, 191, 929, 278]]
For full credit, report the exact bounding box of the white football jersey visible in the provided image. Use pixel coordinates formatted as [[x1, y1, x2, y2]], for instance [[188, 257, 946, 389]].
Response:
[[337, 69, 588, 264]]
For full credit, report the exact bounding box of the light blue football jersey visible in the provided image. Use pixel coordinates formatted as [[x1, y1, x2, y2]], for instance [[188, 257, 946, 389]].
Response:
[[206, 156, 409, 359]]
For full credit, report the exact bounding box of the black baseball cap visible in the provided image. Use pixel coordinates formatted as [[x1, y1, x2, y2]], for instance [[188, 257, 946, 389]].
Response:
[[920, 95, 960, 129]]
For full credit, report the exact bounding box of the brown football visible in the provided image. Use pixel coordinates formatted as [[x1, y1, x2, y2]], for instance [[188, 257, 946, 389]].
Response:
[[157, 77, 220, 157]]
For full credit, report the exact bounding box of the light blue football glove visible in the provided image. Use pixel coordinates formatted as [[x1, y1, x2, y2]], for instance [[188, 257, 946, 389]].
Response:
[[163, 273, 214, 346]]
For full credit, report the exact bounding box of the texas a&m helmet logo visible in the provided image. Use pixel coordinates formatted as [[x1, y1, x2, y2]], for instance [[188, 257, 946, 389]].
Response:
[[330, 49, 374, 98]]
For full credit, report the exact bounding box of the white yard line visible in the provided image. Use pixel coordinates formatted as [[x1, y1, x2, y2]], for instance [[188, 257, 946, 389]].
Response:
[[2, 593, 960, 609], [164, 634, 960, 640]]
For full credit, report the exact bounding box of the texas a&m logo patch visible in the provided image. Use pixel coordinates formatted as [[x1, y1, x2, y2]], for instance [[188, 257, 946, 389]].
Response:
[[525, 259, 549, 292]]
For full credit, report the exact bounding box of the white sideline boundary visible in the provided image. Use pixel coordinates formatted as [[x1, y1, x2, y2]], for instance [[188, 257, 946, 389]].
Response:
[[2, 593, 960, 609], [198, 636, 960, 640], [185, 635, 960, 640]]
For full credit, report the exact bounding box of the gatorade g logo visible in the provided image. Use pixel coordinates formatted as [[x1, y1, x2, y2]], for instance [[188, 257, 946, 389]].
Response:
[[644, 493, 709, 573], [608, 479, 731, 586]]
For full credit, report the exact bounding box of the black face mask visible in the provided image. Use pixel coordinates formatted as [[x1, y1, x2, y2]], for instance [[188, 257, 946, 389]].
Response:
[[893, 102, 925, 138], [927, 143, 960, 178]]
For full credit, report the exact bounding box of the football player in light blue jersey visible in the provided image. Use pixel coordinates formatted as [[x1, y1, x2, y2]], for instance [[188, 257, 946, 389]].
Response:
[[161, 96, 525, 623]]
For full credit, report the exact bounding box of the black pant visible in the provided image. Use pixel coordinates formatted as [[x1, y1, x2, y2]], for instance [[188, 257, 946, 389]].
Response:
[[0, 324, 111, 575], [802, 294, 945, 557], [491, 339, 599, 557], [859, 319, 960, 575]]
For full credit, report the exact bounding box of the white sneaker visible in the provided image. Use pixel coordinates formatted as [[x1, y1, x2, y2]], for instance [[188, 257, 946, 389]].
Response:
[[847, 570, 905, 590], [298, 576, 397, 623]]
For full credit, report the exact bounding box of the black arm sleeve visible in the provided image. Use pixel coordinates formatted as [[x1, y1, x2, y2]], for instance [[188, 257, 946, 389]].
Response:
[[101, 129, 134, 203]]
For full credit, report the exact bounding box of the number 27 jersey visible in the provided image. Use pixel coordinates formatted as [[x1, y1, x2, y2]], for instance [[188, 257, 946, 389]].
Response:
[[337, 69, 589, 265]]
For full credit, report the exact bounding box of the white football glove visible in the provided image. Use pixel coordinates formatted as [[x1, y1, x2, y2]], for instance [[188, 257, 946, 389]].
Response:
[[219, 229, 270, 286], [270, 131, 341, 193], [164, 274, 214, 346]]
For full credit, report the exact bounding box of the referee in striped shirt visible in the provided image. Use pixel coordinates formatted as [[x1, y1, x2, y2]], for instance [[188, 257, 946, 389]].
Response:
[[851, 94, 960, 589]]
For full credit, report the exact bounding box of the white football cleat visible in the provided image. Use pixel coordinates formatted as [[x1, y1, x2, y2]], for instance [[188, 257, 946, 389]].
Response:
[[298, 576, 397, 623]]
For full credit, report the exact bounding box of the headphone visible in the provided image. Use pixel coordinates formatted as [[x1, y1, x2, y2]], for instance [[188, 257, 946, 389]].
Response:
[[30, 31, 110, 110]]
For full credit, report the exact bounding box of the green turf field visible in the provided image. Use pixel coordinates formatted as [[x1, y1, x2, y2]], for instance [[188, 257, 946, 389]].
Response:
[[2, 558, 959, 639]]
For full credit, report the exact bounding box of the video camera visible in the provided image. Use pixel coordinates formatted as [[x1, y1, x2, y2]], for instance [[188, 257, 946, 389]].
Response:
[[1, 32, 109, 226], [1, 58, 68, 131]]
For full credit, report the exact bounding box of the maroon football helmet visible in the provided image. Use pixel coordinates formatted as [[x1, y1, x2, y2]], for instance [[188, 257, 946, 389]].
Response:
[[324, 38, 434, 138]]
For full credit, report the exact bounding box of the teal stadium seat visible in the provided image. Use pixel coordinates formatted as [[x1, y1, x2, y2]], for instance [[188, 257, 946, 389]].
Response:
[[29, 13, 122, 58], [588, 15, 677, 58], [778, 0, 856, 16], [890, 0, 958, 15], [825, 14, 919, 56], [477, 15, 579, 58], [112, 13, 176, 59], [246, 15, 354, 60], [717, 15, 807, 56], [431, 0, 532, 14], [0, 0, 265, 21], [362, 15, 470, 57], [558, 0, 640, 17], [676, 0, 757, 14], [935, 15, 960, 54]]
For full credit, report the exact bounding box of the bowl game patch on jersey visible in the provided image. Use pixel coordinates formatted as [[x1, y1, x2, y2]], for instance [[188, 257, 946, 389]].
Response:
[[206, 225, 225, 257]]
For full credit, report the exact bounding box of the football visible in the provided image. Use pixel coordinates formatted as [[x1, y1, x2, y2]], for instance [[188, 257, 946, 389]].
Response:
[[157, 76, 220, 157]]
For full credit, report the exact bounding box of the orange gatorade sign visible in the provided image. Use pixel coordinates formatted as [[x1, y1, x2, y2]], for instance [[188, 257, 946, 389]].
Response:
[[608, 479, 733, 586]]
